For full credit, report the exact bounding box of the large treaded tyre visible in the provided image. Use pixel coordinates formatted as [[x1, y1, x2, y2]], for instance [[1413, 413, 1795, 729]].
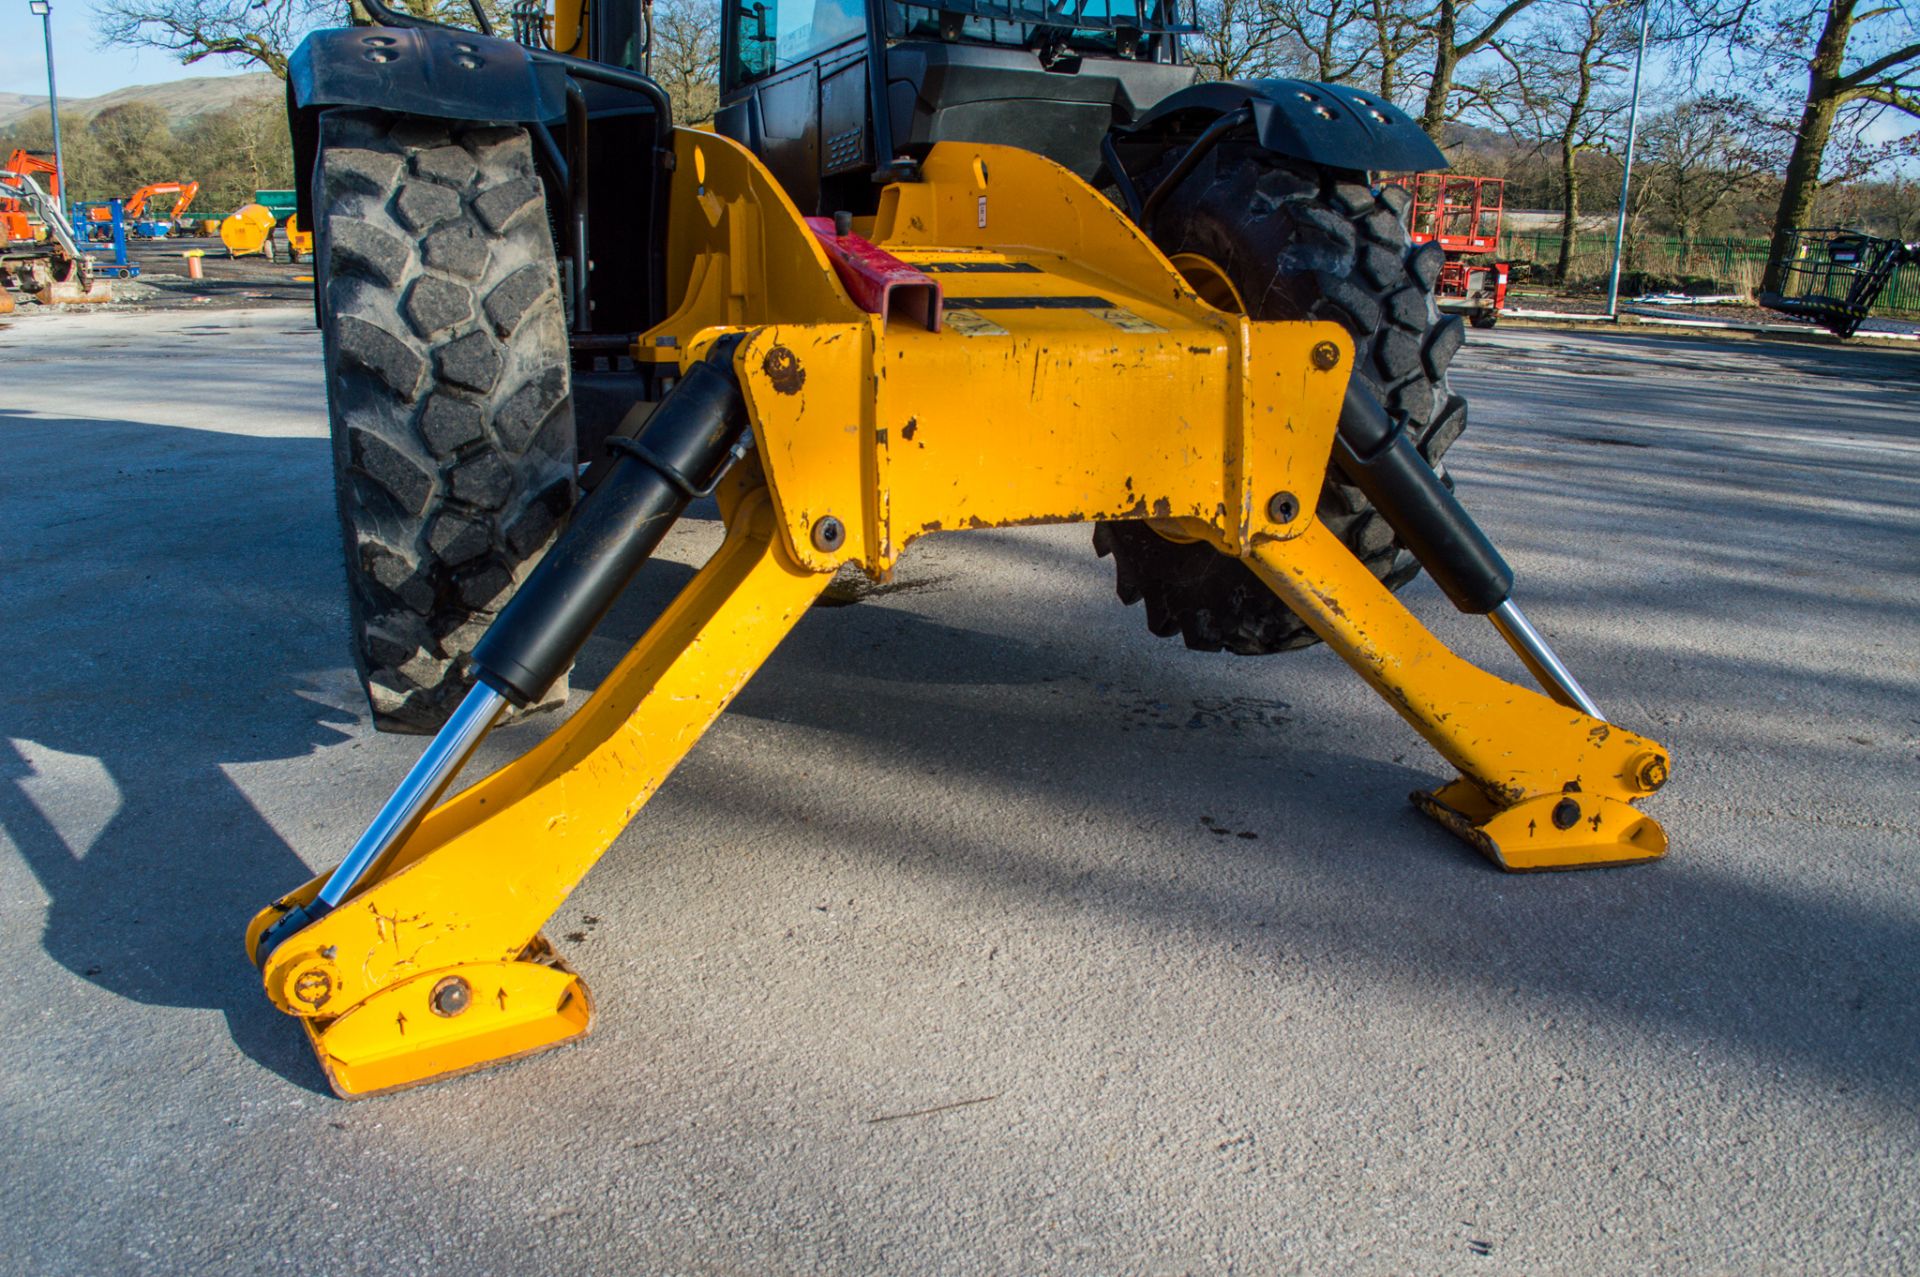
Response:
[[314, 110, 576, 732], [1094, 144, 1469, 654]]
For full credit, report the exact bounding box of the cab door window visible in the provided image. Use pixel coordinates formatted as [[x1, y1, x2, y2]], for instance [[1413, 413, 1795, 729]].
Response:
[[727, 0, 868, 87]]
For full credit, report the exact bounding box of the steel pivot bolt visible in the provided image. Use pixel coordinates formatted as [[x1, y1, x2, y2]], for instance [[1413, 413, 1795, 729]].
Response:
[[279, 955, 342, 1016], [292, 968, 333, 1010], [1266, 491, 1300, 524], [811, 516, 846, 552], [1631, 752, 1669, 793], [430, 976, 471, 1018], [1551, 798, 1582, 830], [1310, 341, 1341, 371]]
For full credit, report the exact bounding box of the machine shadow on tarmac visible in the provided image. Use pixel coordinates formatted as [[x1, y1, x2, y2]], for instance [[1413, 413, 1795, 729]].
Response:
[[0, 411, 349, 1093]]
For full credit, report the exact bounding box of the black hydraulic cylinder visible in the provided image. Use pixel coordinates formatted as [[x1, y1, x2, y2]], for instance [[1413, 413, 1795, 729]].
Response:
[[472, 346, 749, 706], [1331, 381, 1513, 615]]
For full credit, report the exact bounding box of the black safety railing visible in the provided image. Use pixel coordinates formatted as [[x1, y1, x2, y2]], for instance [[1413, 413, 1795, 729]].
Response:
[[1758, 227, 1919, 338]]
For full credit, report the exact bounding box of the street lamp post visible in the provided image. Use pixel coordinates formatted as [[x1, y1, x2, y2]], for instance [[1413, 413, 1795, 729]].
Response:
[[1604, 0, 1652, 319], [29, 0, 68, 225]]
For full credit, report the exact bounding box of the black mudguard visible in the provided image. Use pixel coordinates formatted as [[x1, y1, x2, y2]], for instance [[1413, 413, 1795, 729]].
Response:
[[1111, 78, 1446, 180], [289, 25, 571, 124], [286, 25, 572, 232]]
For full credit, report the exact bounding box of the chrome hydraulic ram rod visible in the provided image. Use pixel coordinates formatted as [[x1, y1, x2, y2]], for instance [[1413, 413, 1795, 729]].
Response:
[[1489, 599, 1601, 718], [317, 682, 508, 911], [255, 340, 751, 966], [1331, 381, 1601, 717]]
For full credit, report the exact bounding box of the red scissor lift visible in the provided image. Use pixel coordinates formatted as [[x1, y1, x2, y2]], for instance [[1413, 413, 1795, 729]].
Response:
[[1406, 173, 1509, 329]]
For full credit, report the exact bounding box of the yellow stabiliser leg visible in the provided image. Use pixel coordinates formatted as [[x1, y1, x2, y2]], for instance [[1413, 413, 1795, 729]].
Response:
[[1238, 521, 1668, 870], [246, 491, 832, 1097], [248, 133, 1673, 1096]]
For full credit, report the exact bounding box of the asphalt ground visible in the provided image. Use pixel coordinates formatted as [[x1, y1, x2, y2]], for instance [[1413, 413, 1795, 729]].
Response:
[[1, 309, 1916, 1274]]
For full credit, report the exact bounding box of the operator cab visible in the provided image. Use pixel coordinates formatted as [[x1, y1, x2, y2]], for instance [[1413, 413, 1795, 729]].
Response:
[[716, 0, 1198, 216]]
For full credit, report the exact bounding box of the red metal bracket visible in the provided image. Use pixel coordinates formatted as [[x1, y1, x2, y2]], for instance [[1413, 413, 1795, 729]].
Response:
[[805, 217, 943, 332]]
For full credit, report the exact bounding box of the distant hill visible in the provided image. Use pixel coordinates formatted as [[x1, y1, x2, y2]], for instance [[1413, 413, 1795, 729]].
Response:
[[0, 92, 38, 124], [0, 73, 280, 130]]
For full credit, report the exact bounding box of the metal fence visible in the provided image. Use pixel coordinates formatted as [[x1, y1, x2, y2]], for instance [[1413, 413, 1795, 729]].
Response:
[[1496, 231, 1920, 317]]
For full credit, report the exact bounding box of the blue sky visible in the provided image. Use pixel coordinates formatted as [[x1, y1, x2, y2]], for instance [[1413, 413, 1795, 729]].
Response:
[[0, 1, 250, 100]]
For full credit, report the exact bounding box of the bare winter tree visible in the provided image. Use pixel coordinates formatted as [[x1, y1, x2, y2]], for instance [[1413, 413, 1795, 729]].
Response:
[[1639, 96, 1784, 255], [1837, 172, 1920, 238], [95, 0, 332, 77], [87, 101, 176, 193], [1190, 0, 1441, 100], [170, 101, 297, 208], [1187, 0, 1299, 79], [1463, 0, 1639, 279], [650, 0, 723, 123], [1361, 0, 1438, 100], [1, 109, 100, 198], [372, 0, 517, 35], [1695, 0, 1920, 289], [1264, 0, 1380, 82], [1418, 0, 1553, 139], [96, 0, 507, 79]]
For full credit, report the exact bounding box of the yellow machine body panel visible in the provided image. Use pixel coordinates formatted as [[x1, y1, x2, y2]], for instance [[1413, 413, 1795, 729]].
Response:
[[734, 316, 1345, 576], [250, 128, 1671, 1097], [546, 0, 585, 56], [658, 132, 868, 335]]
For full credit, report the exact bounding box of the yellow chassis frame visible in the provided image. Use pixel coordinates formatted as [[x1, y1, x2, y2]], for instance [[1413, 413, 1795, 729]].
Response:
[[248, 131, 1670, 1098]]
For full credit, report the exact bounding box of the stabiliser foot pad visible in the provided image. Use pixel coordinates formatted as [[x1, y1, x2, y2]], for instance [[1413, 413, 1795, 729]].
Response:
[[1414, 779, 1667, 872], [297, 936, 593, 1099]]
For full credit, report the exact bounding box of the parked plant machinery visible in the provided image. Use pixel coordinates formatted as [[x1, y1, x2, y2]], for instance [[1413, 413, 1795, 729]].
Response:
[[78, 208, 105, 239], [220, 201, 278, 258], [0, 169, 108, 302], [247, 0, 1673, 1098], [79, 203, 121, 240], [1759, 227, 1919, 338], [1405, 172, 1508, 329], [285, 212, 313, 262], [1, 149, 59, 244], [120, 179, 201, 237], [254, 187, 298, 221], [66, 199, 141, 278], [78, 202, 127, 241]]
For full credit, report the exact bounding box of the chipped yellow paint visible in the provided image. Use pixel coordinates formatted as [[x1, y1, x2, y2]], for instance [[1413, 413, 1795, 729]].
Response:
[[1237, 520, 1669, 869], [251, 492, 831, 1081], [942, 308, 1009, 336], [1090, 307, 1168, 333]]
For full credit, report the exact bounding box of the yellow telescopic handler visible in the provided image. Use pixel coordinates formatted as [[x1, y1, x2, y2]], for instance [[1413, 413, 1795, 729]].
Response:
[[249, 0, 1671, 1096]]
